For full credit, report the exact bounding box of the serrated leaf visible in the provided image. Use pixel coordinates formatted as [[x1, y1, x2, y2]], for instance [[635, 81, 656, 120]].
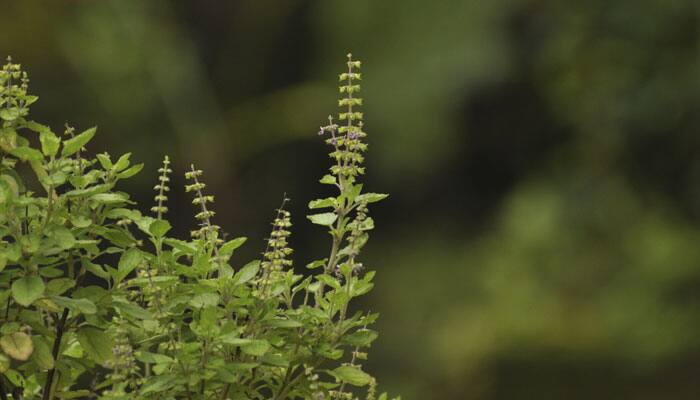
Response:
[[356, 193, 389, 204], [341, 329, 378, 347], [265, 318, 303, 328], [11, 276, 45, 307], [31, 336, 54, 370], [148, 219, 171, 238], [190, 293, 219, 308], [77, 327, 112, 364], [96, 153, 112, 170], [331, 365, 372, 386], [113, 299, 154, 320], [240, 339, 269, 356], [115, 248, 142, 284], [220, 237, 247, 256], [233, 260, 259, 286], [51, 226, 76, 250], [91, 193, 130, 204], [51, 296, 97, 315], [45, 278, 75, 296], [218, 334, 251, 346], [54, 390, 92, 399], [0, 353, 9, 373], [9, 146, 43, 161], [309, 197, 337, 209], [307, 212, 337, 226], [113, 152, 131, 172], [64, 183, 112, 198], [117, 163, 143, 179], [62, 126, 96, 156], [319, 174, 336, 185], [0, 108, 20, 121], [139, 374, 178, 395], [34, 124, 60, 157], [0, 332, 34, 361], [306, 259, 327, 269]]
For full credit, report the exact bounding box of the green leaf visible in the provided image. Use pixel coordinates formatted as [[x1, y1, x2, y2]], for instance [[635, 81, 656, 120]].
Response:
[[26, 122, 62, 157], [0, 332, 33, 361], [139, 374, 178, 395], [96, 153, 113, 170], [220, 237, 247, 256], [77, 327, 113, 364], [64, 183, 112, 198], [115, 248, 142, 284], [31, 336, 54, 370], [233, 260, 259, 286], [39, 131, 61, 157], [91, 193, 130, 204], [309, 197, 337, 209], [261, 353, 290, 367], [163, 238, 196, 255], [51, 296, 97, 315], [51, 226, 76, 250], [347, 183, 363, 203], [117, 163, 143, 179], [240, 339, 270, 356], [190, 293, 220, 308], [9, 146, 43, 161], [218, 334, 251, 346], [113, 152, 131, 172], [148, 219, 171, 238], [316, 274, 341, 290], [307, 212, 337, 226], [306, 259, 327, 270], [265, 318, 303, 328], [0, 353, 9, 373], [62, 126, 96, 156], [45, 278, 75, 296], [54, 390, 92, 399], [70, 215, 92, 228], [113, 299, 154, 320], [135, 351, 174, 364], [356, 193, 389, 204], [331, 365, 372, 386], [341, 329, 378, 347], [11, 276, 45, 307], [83, 260, 110, 280], [319, 174, 337, 185], [0, 108, 20, 121]]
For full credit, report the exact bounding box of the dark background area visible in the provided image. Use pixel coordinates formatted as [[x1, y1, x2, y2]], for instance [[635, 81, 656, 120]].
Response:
[[2, 1, 700, 398]]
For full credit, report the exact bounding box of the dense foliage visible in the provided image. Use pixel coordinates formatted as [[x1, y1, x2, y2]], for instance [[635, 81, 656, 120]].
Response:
[[0, 55, 397, 400]]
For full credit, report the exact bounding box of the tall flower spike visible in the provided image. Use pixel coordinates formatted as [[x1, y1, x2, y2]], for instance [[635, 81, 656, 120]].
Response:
[[185, 165, 228, 278], [185, 165, 223, 264], [151, 155, 172, 219], [260, 196, 293, 293], [318, 54, 367, 182]]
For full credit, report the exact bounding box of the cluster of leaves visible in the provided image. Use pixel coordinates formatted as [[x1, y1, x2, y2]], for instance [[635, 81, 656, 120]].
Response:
[[0, 54, 398, 400]]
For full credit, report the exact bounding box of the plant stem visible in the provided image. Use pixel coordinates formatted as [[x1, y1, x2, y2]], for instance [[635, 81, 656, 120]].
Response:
[[0, 377, 8, 400], [42, 308, 69, 400]]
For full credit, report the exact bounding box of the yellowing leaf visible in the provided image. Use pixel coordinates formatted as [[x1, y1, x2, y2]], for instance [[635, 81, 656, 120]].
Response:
[[0, 332, 34, 361]]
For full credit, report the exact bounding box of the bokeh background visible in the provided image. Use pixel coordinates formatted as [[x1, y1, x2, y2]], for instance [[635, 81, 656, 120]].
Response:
[[3, 1, 700, 398]]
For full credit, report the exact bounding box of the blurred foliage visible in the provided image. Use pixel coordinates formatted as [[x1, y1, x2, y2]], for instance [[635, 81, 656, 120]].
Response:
[[1, 0, 699, 398]]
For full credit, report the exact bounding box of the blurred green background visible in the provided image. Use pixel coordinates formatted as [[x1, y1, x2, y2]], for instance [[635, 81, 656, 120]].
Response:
[[3, 1, 700, 398]]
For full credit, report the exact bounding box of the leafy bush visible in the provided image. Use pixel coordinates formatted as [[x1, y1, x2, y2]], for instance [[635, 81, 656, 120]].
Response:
[[0, 54, 398, 400]]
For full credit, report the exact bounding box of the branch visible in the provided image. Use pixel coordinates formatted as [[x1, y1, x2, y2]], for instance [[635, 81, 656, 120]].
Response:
[[42, 308, 70, 400]]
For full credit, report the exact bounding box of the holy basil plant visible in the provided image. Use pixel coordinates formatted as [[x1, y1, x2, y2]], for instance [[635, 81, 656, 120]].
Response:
[[0, 55, 399, 400]]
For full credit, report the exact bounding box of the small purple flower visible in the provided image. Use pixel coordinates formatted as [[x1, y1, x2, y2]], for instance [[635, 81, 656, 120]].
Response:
[[348, 132, 358, 140]]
